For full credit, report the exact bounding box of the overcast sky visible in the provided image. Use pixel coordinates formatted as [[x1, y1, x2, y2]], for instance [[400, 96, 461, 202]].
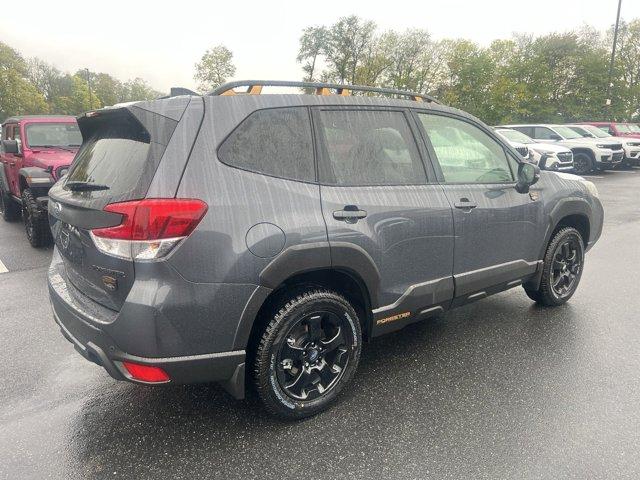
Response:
[[3, 0, 639, 93]]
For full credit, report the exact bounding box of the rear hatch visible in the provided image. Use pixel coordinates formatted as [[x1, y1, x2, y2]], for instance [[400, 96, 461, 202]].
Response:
[[48, 106, 179, 311]]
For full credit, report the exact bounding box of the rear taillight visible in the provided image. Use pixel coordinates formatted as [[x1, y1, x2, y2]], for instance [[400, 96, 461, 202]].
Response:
[[90, 198, 208, 260]]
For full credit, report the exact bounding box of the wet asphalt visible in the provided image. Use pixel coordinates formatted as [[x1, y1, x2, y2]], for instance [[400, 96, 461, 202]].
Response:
[[0, 170, 639, 479]]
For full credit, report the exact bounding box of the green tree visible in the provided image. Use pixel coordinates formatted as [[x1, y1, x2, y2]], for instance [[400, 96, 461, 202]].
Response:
[[92, 72, 122, 107], [0, 42, 48, 121], [324, 16, 376, 84], [194, 45, 236, 92], [297, 26, 329, 82], [119, 77, 163, 102], [612, 19, 640, 119]]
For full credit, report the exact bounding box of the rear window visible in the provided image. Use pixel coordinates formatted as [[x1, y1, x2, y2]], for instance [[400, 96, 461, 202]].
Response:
[[65, 109, 173, 200], [218, 107, 315, 182]]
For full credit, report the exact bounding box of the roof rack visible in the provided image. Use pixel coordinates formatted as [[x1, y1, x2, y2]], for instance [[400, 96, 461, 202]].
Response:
[[209, 80, 439, 104]]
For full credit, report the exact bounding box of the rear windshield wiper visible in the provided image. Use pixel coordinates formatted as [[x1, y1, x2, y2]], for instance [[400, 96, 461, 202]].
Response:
[[65, 181, 110, 192]]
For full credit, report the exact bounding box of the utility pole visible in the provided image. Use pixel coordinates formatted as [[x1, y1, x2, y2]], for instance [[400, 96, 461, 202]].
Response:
[[85, 68, 93, 110], [605, 0, 623, 115]]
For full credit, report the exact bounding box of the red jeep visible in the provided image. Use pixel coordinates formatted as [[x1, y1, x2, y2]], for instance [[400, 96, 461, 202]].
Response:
[[0, 116, 80, 247], [580, 121, 640, 139]]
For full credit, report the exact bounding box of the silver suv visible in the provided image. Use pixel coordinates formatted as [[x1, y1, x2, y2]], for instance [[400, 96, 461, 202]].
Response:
[[47, 81, 604, 419], [500, 124, 624, 174]]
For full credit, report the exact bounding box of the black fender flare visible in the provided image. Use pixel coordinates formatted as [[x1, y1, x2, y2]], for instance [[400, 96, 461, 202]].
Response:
[[231, 242, 382, 350], [258, 241, 381, 307], [526, 197, 592, 291], [18, 167, 55, 191], [544, 197, 592, 254]]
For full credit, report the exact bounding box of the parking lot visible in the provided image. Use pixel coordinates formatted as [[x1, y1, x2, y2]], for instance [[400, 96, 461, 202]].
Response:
[[0, 169, 639, 479]]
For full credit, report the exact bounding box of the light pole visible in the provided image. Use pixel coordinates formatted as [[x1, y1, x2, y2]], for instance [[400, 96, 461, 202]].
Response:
[[605, 0, 623, 115], [85, 68, 93, 110]]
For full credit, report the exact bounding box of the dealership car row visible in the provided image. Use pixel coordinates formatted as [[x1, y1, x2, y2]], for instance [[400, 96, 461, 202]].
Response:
[[495, 121, 640, 174]]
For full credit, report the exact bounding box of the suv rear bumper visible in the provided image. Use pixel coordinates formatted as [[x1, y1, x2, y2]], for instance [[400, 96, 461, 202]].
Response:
[[48, 259, 247, 398]]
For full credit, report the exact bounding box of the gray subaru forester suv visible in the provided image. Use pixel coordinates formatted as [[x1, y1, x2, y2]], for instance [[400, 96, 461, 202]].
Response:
[[47, 80, 603, 419]]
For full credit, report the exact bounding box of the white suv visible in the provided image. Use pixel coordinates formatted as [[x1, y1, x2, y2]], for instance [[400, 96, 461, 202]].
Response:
[[499, 124, 624, 174], [495, 128, 574, 172], [565, 124, 640, 167]]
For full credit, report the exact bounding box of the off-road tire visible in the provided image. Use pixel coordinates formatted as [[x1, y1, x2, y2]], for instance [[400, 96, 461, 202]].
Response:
[[0, 186, 20, 221], [524, 227, 584, 306], [253, 289, 362, 420], [22, 188, 52, 248]]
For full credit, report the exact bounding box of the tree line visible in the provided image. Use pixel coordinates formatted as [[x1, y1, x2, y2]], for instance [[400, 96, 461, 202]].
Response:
[[3, 16, 640, 125], [297, 16, 640, 124], [0, 41, 163, 122]]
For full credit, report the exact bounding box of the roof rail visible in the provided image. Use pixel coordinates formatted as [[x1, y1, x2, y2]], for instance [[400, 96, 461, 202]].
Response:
[[209, 80, 439, 104]]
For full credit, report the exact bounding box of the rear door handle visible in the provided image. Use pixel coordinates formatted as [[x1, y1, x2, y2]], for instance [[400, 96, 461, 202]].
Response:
[[333, 205, 367, 223], [454, 198, 477, 210]]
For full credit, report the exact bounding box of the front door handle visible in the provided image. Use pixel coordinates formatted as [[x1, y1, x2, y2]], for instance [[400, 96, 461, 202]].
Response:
[[454, 198, 477, 210], [333, 205, 367, 223]]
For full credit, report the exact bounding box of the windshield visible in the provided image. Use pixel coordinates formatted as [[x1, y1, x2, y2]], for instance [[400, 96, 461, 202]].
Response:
[[497, 129, 534, 144], [615, 123, 632, 133], [553, 126, 583, 139], [629, 124, 640, 132], [26, 123, 82, 148], [579, 125, 610, 138]]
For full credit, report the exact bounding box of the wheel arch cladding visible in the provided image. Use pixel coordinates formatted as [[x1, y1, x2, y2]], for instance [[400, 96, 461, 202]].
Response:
[[527, 200, 591, 291], [571, 148, 595, 161], [554, 213, 590, 247], [238, 266, 375, 352], [19, 167, 54, 190], [257, 242, 381, 307]]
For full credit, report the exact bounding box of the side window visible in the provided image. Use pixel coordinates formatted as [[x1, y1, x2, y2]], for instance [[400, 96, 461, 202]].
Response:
[[533, 127, 556, 140], [218, 107, 315, 182], [515, 126, 534, 137], [316, 109, 426, 186], [418, 113, 514, 184]]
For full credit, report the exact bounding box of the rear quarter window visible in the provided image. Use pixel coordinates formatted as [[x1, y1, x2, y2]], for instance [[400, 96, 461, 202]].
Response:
[[217, 107, 315, 182]]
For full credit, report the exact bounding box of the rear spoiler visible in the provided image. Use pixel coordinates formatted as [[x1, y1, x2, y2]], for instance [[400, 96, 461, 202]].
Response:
[[157, 87, 199, 99]]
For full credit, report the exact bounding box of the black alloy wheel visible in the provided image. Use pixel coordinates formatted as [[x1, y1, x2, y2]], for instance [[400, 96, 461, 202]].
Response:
[[253, 289, 362, 419], [276, 311, 350, 401], [550, 236, 582, 298], [524, 227, 585, 306]]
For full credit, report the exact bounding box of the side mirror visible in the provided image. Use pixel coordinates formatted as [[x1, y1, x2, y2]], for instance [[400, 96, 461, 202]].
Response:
[[549, 134, 562, 141], [1, 139, 20, 155], [515, 162, 540, 194]]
